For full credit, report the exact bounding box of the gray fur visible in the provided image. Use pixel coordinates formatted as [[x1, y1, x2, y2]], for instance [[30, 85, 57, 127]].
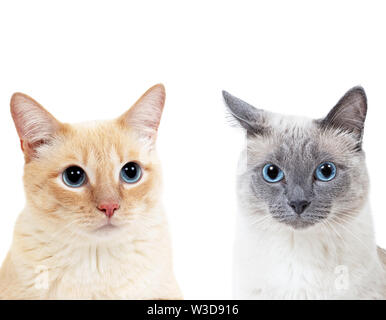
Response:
[[224, 87, 369, 229], [222, 91, 267, 135], [319, 86, 367, 151]]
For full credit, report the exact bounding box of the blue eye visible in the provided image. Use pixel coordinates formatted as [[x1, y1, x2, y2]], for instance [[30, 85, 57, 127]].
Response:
[[262, 164, 284, 183], [120, 162, 142, 184], [62, 166, 86, 188], [315, 162, 336, 181]]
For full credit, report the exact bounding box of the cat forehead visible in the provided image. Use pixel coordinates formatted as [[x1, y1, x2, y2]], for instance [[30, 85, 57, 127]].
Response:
[[69, 120, 131, 141], [249, 113, 316, 146], [71, 119, 117, 132], [71, 120, 107, 129], [35, 119, 152, 165], [266, 113, 312, 131], [246, 114, 357, 165]]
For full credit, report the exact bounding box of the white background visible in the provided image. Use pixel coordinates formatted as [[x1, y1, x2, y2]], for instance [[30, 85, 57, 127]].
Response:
[[0, 0, 385, 299]]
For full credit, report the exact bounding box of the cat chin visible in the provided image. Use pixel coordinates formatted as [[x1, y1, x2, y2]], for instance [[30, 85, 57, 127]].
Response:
[[95, 223, 119, 233], [272, 214, 324, 230], [72, 221, 127, 239], [84, 226, 125, 241]]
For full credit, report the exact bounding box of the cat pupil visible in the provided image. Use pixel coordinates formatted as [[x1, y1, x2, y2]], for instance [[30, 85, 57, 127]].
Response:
[[268, 165, 279, 179], [124, 164, 137, 178], [320, 164, 332, 177], [66, 166, 84, 183]]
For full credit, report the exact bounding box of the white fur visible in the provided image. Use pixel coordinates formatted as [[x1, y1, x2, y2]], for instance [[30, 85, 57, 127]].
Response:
[[234, 193, 386, 299]]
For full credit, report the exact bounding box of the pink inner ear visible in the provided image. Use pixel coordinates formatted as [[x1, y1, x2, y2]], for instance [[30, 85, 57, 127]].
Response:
[[20, 139, 24, 152]]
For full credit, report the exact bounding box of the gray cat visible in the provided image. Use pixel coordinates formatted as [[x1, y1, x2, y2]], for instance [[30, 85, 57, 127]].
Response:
[[223, 87, 386, 299]]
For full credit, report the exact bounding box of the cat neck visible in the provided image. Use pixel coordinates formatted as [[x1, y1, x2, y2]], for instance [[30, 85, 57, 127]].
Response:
[[235, 202, 385, 298], [238, 201, 378, 264], [9, 205, 173, 299]]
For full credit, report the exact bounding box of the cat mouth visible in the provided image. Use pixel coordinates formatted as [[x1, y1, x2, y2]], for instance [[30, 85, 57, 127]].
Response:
[[95, 221, 119, 233], [273, 213, 325, 229]]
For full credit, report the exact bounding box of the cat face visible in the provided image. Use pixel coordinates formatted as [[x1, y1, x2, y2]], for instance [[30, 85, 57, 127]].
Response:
[[224, 87, 369, 229], [11, 85, 166, 239]]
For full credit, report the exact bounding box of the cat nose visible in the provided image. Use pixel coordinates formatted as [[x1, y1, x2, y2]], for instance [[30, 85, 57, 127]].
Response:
[[97, 202, 120, 218], [288, 200, 310, 215]]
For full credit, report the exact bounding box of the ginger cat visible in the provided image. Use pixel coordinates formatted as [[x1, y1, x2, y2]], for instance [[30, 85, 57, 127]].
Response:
[[0, 84, 182, 299]]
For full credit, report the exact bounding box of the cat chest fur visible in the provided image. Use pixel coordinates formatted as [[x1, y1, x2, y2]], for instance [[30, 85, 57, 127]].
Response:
[[44, 243, 167, 299], [14, 232, 173, 299], [234, 212, 384, 299], [1, 208, 179, 299]]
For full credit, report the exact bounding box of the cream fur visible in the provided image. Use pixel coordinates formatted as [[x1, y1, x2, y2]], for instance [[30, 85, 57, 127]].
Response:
[[0, 85, 182, 300], [0, 205, 181, 299]]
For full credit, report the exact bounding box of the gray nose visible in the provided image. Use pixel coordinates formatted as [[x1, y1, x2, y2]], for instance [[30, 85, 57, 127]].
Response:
[[289, 200, 310, 214]]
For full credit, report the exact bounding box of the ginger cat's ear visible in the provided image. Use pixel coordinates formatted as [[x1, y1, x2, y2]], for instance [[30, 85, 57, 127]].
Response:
[[118, 84, 166, 143], [10, 93, 62, 157]]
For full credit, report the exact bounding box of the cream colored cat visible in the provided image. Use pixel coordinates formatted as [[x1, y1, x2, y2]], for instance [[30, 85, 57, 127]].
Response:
[[0, 84, 182, 299]]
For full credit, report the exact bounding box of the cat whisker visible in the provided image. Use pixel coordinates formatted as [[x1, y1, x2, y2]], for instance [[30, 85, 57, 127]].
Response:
[[328, 217, 379, 266]]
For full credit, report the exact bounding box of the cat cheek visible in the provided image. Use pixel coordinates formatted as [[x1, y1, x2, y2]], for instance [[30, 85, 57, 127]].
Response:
[[47, 178, 90, 208], [122, 177, 157, 206]]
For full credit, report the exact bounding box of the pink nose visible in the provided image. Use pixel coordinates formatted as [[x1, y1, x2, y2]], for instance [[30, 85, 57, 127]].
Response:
[[97, 202, 119, 218]]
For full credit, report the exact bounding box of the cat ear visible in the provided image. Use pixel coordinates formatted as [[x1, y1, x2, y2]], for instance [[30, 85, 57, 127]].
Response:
[[222, 91, 266, 134], [10, 93, 61, 157], [118, 84, 165, 142], [320, 86, 367, 146]]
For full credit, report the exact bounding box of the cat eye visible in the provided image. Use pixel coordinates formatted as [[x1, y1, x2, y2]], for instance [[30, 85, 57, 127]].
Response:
[[315, 162, 336, 182], [262, 164, 284, 183], [62, 166, 86, 188], [120, 162, 142, 184]]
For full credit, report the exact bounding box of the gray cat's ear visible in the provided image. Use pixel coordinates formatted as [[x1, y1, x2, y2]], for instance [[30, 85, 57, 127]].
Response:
[[222, 91, 265, 134], [10, 93, 62, 158], [118, 84, 165, 143], [320, 86, 367, 147]]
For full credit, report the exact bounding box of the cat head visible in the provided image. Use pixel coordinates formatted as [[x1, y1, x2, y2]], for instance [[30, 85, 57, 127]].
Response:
[[11, 84, 166, 240], [223, 87, 369, 230]]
